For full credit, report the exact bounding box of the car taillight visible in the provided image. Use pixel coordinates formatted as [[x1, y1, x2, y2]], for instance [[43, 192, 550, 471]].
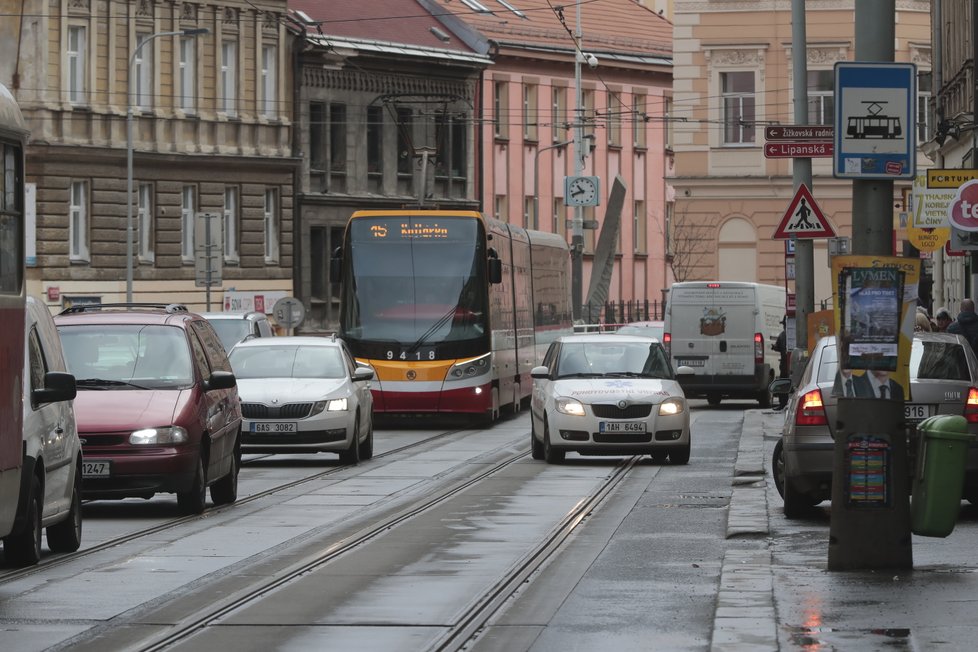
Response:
[[965, 387, 978, 423], [663, 332, 671, 358], [754, 332, 764, 364], [795, 389, 828, 426]]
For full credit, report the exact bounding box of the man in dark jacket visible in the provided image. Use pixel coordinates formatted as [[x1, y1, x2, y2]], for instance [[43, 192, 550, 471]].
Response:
[[947, 299, 978, 356]]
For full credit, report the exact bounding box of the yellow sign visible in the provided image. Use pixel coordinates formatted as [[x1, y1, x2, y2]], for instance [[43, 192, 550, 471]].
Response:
[[907, 225, 950, 252], [806, 309, 835, 354], [927, 169, 978, 189]]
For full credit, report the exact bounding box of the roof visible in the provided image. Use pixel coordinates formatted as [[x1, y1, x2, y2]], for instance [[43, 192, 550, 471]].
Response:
[[289, 0, 491, 65], [54, 309, 191, 327], [429, 0, 671, 62]]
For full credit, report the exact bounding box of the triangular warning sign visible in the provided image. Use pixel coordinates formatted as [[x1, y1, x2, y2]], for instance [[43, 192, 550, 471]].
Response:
[[773, 183, 836, 239]]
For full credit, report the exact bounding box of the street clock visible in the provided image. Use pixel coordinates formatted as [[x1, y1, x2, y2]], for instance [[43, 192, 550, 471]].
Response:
[[564, 175, 600, 207]]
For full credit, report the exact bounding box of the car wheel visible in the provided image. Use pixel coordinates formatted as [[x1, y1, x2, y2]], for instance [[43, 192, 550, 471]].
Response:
[[210, 438, 240, 506], [358, 417, 374, 460], [772, 439, 786, 499], [530, 416, 544, 460], [339, 418, 361, 465], [177, 457, 207, 515], [4, 475, 42, 566], [707, 394, 721, 406], [543, 419, 564, 464], [670, 440, 691, 465], [47, 470, 83, 553], [782, 477, 819, 519]]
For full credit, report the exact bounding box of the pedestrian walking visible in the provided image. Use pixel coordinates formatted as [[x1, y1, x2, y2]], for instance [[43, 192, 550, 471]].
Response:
[[947, 299, 978, 356], [935, 307, 952, 332], [914, 310, 932, 332]]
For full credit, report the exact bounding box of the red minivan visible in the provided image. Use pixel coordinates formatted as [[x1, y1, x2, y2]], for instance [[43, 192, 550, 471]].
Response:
[[54, 304, 242, 514]]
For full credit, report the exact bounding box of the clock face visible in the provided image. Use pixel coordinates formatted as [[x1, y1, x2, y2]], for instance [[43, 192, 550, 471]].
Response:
[[566, 176, 598, 205]]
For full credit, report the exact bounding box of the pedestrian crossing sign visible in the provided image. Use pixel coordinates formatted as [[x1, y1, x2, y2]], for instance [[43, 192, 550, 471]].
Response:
[[773, 183, 836, 239]]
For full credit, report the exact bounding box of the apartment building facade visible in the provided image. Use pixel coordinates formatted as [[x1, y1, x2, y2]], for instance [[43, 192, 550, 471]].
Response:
[[671, 0, 932, 309], [1, 0, 296, 313]]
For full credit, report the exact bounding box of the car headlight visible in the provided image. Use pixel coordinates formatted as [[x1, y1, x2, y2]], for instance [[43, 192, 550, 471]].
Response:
[[309, 400, 328, 416], [446, 353, 492, 381], [326, 397, 349, 412], [658, 398, 685, 416], [555, 397, 586, 416], [129, 426, 189, 445]]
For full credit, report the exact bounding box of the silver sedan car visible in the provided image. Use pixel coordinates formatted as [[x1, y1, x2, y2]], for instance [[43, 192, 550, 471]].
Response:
[[773, 332, 978, 517], [530, 334, 692, 464], [228, 336, 375, 464]]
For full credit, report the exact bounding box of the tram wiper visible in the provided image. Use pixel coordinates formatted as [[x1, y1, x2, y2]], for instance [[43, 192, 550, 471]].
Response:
[[408, 303, 460, 353]]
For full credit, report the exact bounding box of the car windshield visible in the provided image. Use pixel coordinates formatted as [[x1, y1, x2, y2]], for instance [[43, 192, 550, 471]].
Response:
[[58, 324, 193, 389], [229, 345, 347, 379], [556, 341, 671, 378], [207, 319, 252, 351]]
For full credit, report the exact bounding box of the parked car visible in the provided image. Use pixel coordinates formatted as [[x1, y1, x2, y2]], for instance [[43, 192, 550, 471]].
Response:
[[3, 297, 81, 566], [200, 311, 274, 352], [227, 336, 375, 464], [773, 332, 978, 517], [614, 320, 664, 341], [54, 304, 242, 515], [529, 334, 693, 464]]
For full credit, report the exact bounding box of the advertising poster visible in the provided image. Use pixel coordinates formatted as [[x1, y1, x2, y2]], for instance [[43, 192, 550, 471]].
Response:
[[831, 256, 921, 401], [806, 309, 835, 353]]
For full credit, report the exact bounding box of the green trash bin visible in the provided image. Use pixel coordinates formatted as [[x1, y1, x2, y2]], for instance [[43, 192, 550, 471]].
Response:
[[910, 414, 975, 537]]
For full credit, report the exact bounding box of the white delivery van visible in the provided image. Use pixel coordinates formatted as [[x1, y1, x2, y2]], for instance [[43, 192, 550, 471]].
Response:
[[663, 282, 786, 407]]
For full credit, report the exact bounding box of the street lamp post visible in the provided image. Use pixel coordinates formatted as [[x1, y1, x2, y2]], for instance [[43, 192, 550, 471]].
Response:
[[533, 138, 574, 231], [127, 27, 208, 302]]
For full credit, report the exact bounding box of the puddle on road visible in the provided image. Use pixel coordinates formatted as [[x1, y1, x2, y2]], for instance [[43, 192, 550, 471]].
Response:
[[785, 625, 911, 649]]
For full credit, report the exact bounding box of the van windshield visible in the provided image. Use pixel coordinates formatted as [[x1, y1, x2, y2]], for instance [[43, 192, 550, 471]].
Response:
[[58, 325, 193, 389]]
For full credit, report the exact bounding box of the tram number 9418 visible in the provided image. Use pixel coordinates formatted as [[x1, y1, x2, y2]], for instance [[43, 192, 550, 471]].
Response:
[[387, 349, 436, 360]]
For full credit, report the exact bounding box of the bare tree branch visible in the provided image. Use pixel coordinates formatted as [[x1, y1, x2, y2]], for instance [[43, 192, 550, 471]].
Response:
[[667, 210, 717, 282]]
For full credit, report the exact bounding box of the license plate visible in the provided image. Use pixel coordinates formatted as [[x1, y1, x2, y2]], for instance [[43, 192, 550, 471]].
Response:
[[599, 421, 647, 433], [82, 460, 111, 477], [677, 359, 705, 367], [905, 404, 933, 422], [250, 422, 297, 433]]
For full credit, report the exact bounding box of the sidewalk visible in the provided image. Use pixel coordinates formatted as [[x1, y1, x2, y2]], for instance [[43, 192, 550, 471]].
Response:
[[713, 408, 978, 651]]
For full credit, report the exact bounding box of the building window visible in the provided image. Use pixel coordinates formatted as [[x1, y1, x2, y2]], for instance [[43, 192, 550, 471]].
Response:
[[918, 69, 932, 143], [582, 89, 596, 141], [261, 45, 277, 118], [523, 83, 538, 142], [309, 102, 325, 171], [607, 91, 622, 147], [67, 26, 87, 105], [221, 41, 237, 116], [524, 196, 534, 229], [633, 199, 647, 254], [134, 33, 152, 111], [721, 71, 755, 145], [494, 81, 509, 139], [329, 103, 346, 173], [179, 37, 196, 112], [663, 96, 673, 150], [633, 92, 647, 149], [552, 86, 567, 142], [69, 181, 89, 262], [583, 206, 596, 253], [807, 70, 834, 126], [553, 198, 566, 236], [436, 112, 467, 179], [494, 194, 508, 222], [264, 189, 279, 263], [137, 183, 154, 262], [181, 185, 196, 262], [397, 108, 413, 175], [223, 186, 239, 263], [367, 105, 383, 176]]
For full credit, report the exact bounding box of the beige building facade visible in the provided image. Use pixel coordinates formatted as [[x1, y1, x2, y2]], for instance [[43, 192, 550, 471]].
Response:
[[671, 0, 931, 310], [1, 0, 297, 314]]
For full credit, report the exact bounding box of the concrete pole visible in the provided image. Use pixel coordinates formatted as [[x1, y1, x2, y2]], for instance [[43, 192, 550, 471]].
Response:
[[829, 0, 912, 571], [571, 3, 585, 321], [791, 0, 813, 352]]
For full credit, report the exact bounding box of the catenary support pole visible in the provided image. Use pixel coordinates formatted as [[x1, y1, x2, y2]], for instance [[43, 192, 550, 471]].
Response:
[[791, 0, 814, 353]]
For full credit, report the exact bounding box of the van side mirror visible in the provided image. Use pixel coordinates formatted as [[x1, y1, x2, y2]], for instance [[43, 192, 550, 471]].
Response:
[[33, 371, 77, 405], [204, 370, 237, 391]]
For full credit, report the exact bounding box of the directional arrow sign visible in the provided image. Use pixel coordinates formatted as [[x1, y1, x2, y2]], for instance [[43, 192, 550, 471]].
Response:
[[764, 142, 834, 158], [765, 125, 834, 141], [773, 184, 836, 239]]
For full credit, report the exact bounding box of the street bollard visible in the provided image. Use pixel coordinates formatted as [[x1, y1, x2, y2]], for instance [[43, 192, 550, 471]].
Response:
[[910, 415, 975, 538]]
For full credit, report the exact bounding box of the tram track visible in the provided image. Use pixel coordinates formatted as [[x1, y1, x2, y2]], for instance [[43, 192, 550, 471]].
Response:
[[0, 427, 467, 587]]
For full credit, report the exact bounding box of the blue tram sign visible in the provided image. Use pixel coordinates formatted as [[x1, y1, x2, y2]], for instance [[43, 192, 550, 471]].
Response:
[[833, 62, 916, 180]]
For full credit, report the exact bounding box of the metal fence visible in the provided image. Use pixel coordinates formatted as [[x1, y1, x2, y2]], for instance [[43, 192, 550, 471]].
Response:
[[580, 299, 664, 326]]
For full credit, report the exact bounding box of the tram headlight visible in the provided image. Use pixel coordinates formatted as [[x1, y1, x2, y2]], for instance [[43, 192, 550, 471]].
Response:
[[446, 354, 492, 382]]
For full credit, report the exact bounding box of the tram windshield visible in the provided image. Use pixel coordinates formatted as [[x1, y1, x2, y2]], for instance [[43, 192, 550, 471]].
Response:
[[342, 216, 489, 352]]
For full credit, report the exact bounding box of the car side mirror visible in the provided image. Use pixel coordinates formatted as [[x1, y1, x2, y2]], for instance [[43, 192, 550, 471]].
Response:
[[353, 366, 374, 382], [204, 370, 237, 391], [33, 371, 77, 405], [769, 377, 793, 396], [530, 365, 550, 379]]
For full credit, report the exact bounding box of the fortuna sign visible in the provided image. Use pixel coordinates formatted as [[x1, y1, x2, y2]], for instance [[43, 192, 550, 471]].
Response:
[[773, 184, 836, 239]]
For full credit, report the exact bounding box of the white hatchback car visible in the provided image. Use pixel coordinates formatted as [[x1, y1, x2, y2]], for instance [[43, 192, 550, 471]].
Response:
[[530, 334, 692, 464], [227, 336, 375, 464]]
